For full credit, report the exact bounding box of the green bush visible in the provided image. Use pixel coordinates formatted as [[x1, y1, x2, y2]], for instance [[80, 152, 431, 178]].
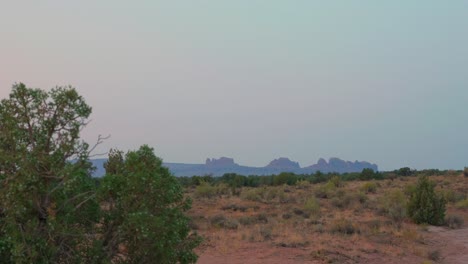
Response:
[[380, 190, 407, 223], [407, 176, 446, 225], [360, 182, 378, 194], [240, 188, 262, 201], [329, 176, 344, 188], [273, 172, 298, 186], [100, 146, 201, 263], [304, 197, 320, 216], [195, 182, 217, 198]]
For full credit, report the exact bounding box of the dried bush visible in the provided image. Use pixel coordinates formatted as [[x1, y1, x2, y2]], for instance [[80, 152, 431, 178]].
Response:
[[329, 218, 359, 235], [445, 214, 464, 229], [304, 197, 321, 216], [380, 189, 407, 223], [360, 181, 378, 194], [209, 214, 239, 229]]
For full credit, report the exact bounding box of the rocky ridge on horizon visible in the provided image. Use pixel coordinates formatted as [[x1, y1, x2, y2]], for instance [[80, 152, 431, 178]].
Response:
[[90, 157, 378, 177]]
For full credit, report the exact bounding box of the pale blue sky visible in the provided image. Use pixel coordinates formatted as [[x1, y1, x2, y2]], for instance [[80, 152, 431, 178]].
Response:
[[1, 1, 467, 170]]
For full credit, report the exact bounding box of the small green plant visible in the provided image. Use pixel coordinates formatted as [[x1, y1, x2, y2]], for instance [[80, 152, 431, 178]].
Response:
[[329, 176, 344, 188], [360, 181, 378, 194], [380, 189, 407, 223], [407, 176, 446, 225], [195, 181, 218, 198], [304, 197, 320, 216]]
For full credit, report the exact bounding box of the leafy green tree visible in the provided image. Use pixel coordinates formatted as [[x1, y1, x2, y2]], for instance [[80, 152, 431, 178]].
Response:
[[273, 172, 297, 186], [396, 167, 413, 176], [98, 145, 201, 263], [0, 83, 99, 263], [407, 176, 446, 225]]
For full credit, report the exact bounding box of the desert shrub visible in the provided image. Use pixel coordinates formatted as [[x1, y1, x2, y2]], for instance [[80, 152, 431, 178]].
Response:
[[364, 219, 382, 234], [403, 184, 417, 196], [407, 176, 446, 225], [329, 218, 358, 235], [329, 176, 344, 188], [445, 214, 464, 229], [360, 181, 378, 194], [428, 250, 441, 261], [331, 196, 351, 209], [221, 204, 248, 212], [195, 181, 217, 198], [256, 213, 269, 223], [396, 167, 414, 176], [439, 189, 465, 203], [353, 192, 369, 204], [464, 167, 468, 177], [455, 199, 468, 209], [296, 180, 311, 189], [239, 216, 256, 226], [380, 190, 407, 223], [304, 197, 320, 216], [240, 188, 262, 201], [315, 181, 337, 199], [273, 172, 298, 186], [100, 146, 202, 263], [209, 215, 239, 229], [360, 168, 378, 180], [259, 226, 273, 240], [282, 213, 292, 220]]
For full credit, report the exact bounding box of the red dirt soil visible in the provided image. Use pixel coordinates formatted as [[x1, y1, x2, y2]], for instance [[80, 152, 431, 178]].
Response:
[[426, 226, 468, 264], [197, 227, 468, 264]]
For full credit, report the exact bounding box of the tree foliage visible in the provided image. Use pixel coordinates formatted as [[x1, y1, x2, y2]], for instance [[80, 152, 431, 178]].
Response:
[[99, 146, 201, 263], [0, 84, 200, 263], [407, 176, 446, 225], [0, 83, 98, 263]]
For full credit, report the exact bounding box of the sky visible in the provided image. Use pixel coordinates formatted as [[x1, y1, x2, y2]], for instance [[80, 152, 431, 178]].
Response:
[[1, 1, 467, 171]]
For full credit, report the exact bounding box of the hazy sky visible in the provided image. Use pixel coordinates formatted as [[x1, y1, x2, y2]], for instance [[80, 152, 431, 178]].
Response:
[[1, 1, 467, 170]]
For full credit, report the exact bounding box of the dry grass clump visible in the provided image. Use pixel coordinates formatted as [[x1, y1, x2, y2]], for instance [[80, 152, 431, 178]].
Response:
[[360, 181, 378, 194], [303, 197, 320, 216], [329, 218, 359, 235], [195, 182, 230, 198], [445, 214, 464, 229], [379, 189, 407, 224], [455, 199, 468, 209]]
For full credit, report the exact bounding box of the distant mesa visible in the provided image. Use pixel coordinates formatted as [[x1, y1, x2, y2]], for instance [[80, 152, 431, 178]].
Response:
[[266, 157, 300, 169], [205, 157, 238, 167], [90, 156, 378, 177], [304, 157, 378, 174]]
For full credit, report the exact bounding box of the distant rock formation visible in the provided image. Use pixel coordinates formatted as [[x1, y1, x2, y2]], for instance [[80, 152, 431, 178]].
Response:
[[304, 157, 378, 174], [266, 157, 300, 169], [205, 157, 238, 167], [89, 157, 378, 177]]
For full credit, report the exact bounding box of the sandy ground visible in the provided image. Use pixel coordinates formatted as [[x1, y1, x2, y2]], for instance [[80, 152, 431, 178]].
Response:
[[426, 226, 468, 264], [197, 227, 468, 264]]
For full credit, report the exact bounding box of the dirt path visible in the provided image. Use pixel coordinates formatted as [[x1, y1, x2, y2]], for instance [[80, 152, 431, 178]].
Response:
[[426, 226, 468, 264]]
